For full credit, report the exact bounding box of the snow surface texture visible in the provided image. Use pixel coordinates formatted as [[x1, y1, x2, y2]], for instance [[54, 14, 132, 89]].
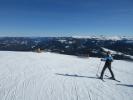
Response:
[[0, 51, 133, 100]]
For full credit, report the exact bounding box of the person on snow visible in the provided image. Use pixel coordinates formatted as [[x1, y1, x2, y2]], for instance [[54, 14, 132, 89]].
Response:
[[99, 51, 115, 80]]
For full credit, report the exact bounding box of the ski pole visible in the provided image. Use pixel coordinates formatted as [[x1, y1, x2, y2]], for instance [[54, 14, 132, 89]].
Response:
[[96, 60, 102, 76]]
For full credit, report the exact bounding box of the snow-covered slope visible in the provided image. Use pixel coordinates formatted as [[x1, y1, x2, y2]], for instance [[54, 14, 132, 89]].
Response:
[[0, 51, 133, 100]]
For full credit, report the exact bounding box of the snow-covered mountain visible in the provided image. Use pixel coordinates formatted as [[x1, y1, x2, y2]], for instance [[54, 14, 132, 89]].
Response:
[[0, 37, 133, 60], [0, 51, 133, 100], [72, 35, 133, 41]]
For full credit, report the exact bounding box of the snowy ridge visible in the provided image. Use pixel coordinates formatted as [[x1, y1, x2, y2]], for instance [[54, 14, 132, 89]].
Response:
[[101, 47, 133, 59], [72, 35, 133, 41], [0, 51, 133, 100], [101, 47, 122, 55]]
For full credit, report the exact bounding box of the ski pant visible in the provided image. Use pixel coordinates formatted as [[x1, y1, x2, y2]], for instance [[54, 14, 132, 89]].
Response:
[[100, 64, 115, 78]]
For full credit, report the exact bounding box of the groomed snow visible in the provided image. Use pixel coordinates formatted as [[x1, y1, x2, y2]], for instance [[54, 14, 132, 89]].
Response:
[[0, 51, 133, 100]]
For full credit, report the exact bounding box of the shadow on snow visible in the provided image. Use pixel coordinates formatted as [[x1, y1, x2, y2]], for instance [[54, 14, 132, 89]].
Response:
[[55, 73, 99, 79]]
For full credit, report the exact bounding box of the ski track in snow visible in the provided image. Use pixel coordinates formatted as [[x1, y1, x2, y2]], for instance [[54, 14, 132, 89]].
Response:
[[0, 51, 133, 100]]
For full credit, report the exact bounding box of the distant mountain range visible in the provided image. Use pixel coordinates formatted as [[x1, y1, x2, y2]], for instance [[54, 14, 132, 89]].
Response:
[[0, 36, 133, 61], [72, 35, 133, 41]]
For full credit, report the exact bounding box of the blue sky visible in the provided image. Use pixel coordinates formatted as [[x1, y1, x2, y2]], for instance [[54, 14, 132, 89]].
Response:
[[0, 0, 133, 36]]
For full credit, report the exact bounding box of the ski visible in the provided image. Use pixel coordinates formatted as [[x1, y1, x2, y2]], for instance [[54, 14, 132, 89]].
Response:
[[105, 75, 121, 82]]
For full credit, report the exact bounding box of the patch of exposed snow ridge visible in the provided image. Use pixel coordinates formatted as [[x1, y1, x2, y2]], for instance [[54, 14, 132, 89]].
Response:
[[102, 47, 133, 59]]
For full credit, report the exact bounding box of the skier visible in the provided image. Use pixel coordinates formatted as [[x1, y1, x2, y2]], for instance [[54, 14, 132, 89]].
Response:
[[99, 51, 115, 80]]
